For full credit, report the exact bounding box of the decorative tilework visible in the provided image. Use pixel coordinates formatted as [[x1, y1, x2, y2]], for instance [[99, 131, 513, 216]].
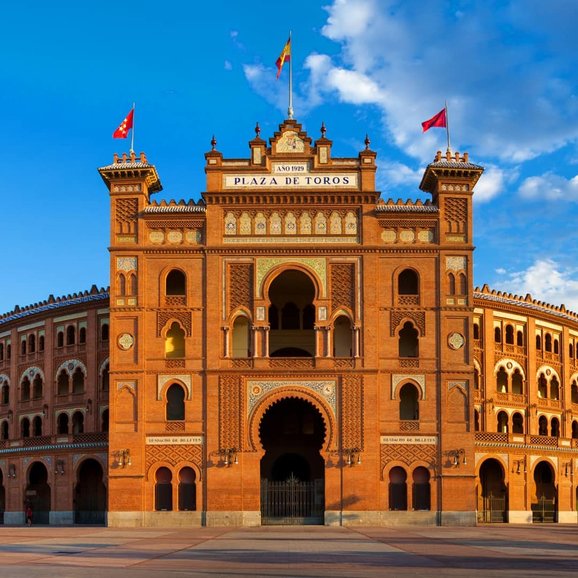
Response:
[[256, 258, 327, 298]]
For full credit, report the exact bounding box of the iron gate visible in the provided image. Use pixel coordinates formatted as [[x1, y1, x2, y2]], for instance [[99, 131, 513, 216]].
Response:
[[479, 493, 507, 523], [261, 476, 324, 525], [532, 497, 556, 523]]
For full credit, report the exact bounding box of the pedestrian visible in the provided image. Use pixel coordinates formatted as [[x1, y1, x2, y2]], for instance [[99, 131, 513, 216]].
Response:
[[25, 505, 32, 526]]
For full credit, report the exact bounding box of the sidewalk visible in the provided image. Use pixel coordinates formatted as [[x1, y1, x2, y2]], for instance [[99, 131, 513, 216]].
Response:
[[0, 524, 576, 577]]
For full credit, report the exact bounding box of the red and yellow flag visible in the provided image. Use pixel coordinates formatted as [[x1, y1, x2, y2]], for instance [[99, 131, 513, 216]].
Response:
[[276, 37, 291, 79]]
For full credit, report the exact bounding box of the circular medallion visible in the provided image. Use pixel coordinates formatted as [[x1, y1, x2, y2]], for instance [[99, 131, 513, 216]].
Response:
[[448, 332, 465, 350], [118, 333, 134, 351]]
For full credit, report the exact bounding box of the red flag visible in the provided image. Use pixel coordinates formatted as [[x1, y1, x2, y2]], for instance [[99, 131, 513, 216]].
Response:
[[276, 37, 291, 79], [113, 108, 134, 139], [421, 108, 446, 132]]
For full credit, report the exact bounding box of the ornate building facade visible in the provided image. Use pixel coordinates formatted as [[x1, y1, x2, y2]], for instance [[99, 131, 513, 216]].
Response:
[[1, 118, 578, 526]]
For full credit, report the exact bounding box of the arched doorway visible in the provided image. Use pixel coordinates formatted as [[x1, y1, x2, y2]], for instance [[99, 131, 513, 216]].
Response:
[[532, 461, 556, 522], [74, 459, 106, 524], [26, 462, 50, 524], [267, 270, 316, 357], [478, 459, 507, 522], [259, 397, 326, 524]]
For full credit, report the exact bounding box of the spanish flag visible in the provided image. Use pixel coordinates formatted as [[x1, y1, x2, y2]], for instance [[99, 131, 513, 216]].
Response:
[[276, 36, 291, 79]]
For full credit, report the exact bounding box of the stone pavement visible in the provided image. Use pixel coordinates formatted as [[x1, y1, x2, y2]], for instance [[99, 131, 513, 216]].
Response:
[[0, 524, 577, 577]]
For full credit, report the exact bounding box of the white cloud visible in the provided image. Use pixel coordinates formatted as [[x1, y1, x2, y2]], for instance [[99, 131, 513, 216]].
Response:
[[474, 165, 510, 203], [224, 60, 232, 71], [518, 173, 578, 201], [498, 259, 578, 311], [378, 160, 423, 192]]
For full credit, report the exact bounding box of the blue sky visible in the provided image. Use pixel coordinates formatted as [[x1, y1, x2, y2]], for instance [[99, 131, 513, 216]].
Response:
[[2, 0, 578, 314]]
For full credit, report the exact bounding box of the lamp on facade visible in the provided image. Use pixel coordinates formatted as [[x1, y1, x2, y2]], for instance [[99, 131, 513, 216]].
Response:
[[114, 449, 131, 468], [214, 448, 238, 466], [8, 464, 16, 479], [513, 457, 526, 474], [7, 409, 13, 422], [42, 404, 49, 417], [55, 459, 65, 475], [343, 448, 362, 467], [86, 398, 92, 414], [447, 448, 466, 467]]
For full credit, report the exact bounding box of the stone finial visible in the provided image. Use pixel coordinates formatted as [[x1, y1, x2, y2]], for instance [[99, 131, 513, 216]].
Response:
[[211, 135, 217, 150], [364, 134, 370, 150], [255, 122, 261, 138], [321, 122, 326, 138]]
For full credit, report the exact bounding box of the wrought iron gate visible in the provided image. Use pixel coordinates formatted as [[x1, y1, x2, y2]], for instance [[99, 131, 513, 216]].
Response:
[[479, 493, 506, 523], [261, 476, 324, 525], [532, 496, 556, 523]]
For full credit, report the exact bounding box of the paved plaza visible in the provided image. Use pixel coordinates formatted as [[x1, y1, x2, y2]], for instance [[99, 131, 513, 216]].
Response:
[[0, 524, 577, 577]]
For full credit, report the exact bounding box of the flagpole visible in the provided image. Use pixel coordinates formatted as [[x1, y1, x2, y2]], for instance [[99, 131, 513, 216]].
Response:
[[445, 100, 451, 153], [288, 31, 293, 119], [130, 102, 136, 154]]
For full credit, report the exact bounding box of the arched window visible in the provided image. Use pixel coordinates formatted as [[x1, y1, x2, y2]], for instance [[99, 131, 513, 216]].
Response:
[[333, 316, 353, 357], [473, 323, 480, 340], [66, 325, 76, 346], [494, 326, 501, 343], [511, 369, 523, 395], [496, 367, 508, 393], [281, 302, 300, 329], [268, 305, 279, 330], [388, 467, 407, 511], [538, 374, 547, 398], [129, 273, 137, 296], [536, 334, 541, 350], [551, 417, 560, 437], [512, 412, 524, 434], [1, 420, 8, 440], [178, 467, 196, 511], [545, 333, 552, 352], [572, 420, 578, 440], [412, 467, 431, 510], [570, 343, 574, 358], [474, 409, 480, 431], [57, 413, 69, 434], [57, 331, 64, 348], [165, 322, 185, 358], [101, 409, 109, 433], [79, 327, 86, 344], [101, 323, 109, 342], [21, 417, 30, 438], [550, 376, 560, 401], [572, 380, 578, 404], [448, 273, 456, 296], [554, 338, 559, 355], [32, 375, 43, 399], [57, 370, 69, 395], [399, 322, 419, 358], [458, 273, 467, 295], [39, 335, 45, 351], [6, 344, 10, 360], [155, 467, 173, 511], [505, 325, 514, 345], [517, 330, 524, 347], [166, 384, 185, 421], [0, 343, 3, 360], [398, 269, 419, 296], [166, 270, 186, 296], [232, 316, 250, 358], [302, 304, 315, 330], [1, 384, 8, 404], [119, 274, 126, 296], [28, 334, 36, 353], [101, 363, 109, 391], [72, 411, 84, 434], [32, 416, 42, 437], [20, 339, 26, 355], [21, 377, 31, 401], [474, 368, 480, 390], [538, 415, 548, 436], [72, 368, 85, 394], [399, 383, 419, 420], [497, 411, 508, 433]]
